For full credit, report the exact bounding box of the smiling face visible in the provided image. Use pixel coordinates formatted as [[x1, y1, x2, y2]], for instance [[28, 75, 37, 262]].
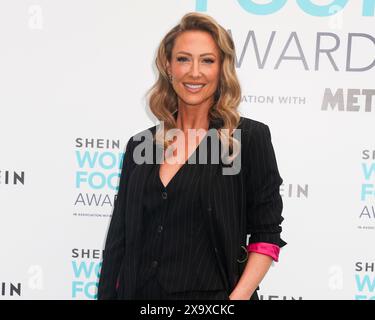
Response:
[[166, 30, 221, 109]]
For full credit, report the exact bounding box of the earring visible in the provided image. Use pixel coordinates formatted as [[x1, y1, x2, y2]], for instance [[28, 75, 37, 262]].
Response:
[[168, 73, 173, 82]]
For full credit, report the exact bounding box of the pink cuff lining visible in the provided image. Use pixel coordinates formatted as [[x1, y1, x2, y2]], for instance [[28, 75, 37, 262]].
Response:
[[246, 242, 280, 262]]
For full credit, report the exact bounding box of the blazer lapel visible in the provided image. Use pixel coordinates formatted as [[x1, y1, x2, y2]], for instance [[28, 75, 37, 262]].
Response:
[[125, 129, 160, 250], [198, 132, 231, 293]]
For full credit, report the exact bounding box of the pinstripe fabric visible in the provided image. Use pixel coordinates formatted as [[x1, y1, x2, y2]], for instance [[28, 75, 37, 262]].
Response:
[[136, 134, 225, 296], [134, 276, 229, 300], [97, 116, 286, 300]]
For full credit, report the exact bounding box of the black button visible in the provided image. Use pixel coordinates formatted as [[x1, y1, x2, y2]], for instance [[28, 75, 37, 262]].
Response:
[[214, 247, 218, 253], [162, 191, 168, 199], [207, 207, 212, 214], [157, 225, 163, 233], [151, 260, 158, 268]]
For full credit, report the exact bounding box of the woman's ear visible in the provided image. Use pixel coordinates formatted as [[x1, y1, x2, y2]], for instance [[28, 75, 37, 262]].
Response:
[[166, 61, 171, 76]]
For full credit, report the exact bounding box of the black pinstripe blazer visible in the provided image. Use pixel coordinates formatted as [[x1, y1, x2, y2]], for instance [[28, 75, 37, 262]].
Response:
[[97, 116, 286, 300]]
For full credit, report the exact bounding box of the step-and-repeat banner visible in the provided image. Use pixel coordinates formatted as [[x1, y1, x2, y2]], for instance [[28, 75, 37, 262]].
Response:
[[0, 1, 374, 300]]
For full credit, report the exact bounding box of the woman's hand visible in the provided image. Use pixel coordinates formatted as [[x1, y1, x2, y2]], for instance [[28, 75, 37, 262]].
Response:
[[228, 288, 252, 300]]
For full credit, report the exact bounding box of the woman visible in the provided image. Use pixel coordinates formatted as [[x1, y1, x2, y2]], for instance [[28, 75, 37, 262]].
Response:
[[98, 12, 286, 300]]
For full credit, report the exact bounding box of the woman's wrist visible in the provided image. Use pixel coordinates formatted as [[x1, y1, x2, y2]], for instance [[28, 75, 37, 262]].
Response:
[[229, 286, 254, 300]]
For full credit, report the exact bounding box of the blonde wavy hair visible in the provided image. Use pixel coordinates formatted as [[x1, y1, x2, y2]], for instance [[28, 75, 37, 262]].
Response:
[[146, 12, 242, 162]]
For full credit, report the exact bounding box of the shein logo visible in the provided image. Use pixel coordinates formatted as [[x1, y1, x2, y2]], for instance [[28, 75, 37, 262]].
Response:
[[195, 0, 375, 16], [0, 170, 25, 185], [1, 282, 22, 297]]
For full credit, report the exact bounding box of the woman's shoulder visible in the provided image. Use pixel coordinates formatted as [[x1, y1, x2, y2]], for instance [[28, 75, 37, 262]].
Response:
[[126, 124, 157, 148], [238, 116, 272, 144], [238, 116, 269, 132]]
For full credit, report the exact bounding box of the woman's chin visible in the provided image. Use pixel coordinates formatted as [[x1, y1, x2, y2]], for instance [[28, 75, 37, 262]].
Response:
[[177, 95, 214, 107]]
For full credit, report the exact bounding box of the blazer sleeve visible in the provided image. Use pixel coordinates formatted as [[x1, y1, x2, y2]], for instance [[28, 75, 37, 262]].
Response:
[[244, 123, 287, 248], [97, 136, 135, 299]]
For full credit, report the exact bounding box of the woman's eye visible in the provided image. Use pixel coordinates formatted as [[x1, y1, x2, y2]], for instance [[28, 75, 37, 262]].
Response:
[[177, 57, 188, 62], [176, 57, 215, 64]]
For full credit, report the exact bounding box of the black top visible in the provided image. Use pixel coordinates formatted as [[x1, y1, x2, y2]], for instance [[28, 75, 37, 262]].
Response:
[[136, 134, 225, 293]]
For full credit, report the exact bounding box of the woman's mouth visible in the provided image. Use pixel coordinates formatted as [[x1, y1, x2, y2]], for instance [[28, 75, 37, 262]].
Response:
[[183, 83, 206, 93]]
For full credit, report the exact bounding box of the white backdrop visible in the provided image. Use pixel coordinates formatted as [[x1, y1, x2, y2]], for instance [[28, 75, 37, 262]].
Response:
[[0, 0, 374, 300]]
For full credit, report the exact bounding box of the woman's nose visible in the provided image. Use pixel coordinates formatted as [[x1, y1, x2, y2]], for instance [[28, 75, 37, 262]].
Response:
[[190, 60, 201, 78]]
